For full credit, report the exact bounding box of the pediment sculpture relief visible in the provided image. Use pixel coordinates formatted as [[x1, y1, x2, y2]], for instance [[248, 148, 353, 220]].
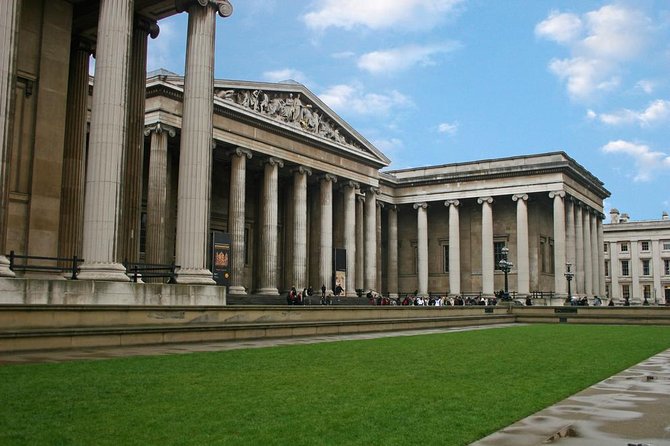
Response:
[[215, 88, 362, 150]]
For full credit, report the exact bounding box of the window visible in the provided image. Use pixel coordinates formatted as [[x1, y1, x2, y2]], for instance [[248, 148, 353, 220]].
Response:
[[494, 241, 506, 271], [621, 260, 629, 276], [604, 260, 610, 277], [664, 259, 670, 275], [643, 285, 651, 300], [442, 245, 449, 273], [663, 241, 670, 251], [641, 241, 650, 252], [620, 242, 629, 252], [642, 259, 651, 276], [603, 243, 608, 253], [622, 284, 630, 300]]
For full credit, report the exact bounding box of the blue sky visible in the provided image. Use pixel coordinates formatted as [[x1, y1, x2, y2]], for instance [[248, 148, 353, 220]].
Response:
[[146, 0, 670, 221]]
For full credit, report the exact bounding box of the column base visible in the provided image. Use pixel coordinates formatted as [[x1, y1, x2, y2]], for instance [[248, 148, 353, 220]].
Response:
[[0, 256, 15, 277], [174, 268, 215, 285], [256, 287, 279, 295], [78, 262, 130, 282], [228, 285, 247, 295], [388, 293, 398, 299]]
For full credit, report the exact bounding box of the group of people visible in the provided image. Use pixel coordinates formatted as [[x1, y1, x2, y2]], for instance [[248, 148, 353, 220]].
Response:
[[286, 286, 313, 305], [368, 292, 499, 307]]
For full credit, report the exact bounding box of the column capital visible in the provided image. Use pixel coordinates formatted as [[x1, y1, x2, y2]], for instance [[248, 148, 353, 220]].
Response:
[[291, 165, 312, 176], [364, 186, 380, 196], [176, 0, 233, 18], [512, 194, 528, 202], [444, 199, 460, 208], [233, 147, 252, 159], [387, 204, 398, 212], [319, 173, 337, 184], [413, 202, 428, 210], [135, 15, 160, 39], [265, 156, 284, 168], [356, 194, 366, 204], [144, 122, 176, 137], [477, 196, 493, 205], [549, 190, 566, 199], [341, 180, 359, 190], [376, 201, 385, 209]]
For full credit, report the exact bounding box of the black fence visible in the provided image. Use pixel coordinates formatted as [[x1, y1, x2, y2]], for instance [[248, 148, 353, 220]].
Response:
[[123, 261, 179, 283], [7, 251, 83, 279]]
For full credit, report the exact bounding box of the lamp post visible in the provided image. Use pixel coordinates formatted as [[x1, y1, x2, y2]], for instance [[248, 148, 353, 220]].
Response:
[[564, 262, 574, 305], [498, 246, 513, 300]]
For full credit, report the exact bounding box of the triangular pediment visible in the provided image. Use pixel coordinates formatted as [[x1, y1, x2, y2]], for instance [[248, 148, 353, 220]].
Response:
[[212, 80, 390, 167]]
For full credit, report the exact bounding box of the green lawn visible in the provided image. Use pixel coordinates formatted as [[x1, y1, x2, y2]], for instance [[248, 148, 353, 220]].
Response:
[[1, 324, 669, 445]]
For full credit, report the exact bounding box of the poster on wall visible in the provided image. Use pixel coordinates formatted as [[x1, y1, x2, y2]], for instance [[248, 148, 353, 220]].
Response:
[[211, 231, 231, 286]]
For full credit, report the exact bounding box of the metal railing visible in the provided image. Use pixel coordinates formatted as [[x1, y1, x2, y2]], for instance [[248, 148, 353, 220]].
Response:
[[123, 261, 179, 283], [7, 251, 83, 279]]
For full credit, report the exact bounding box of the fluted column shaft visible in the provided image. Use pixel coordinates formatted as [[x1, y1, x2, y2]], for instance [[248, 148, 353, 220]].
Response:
[[319, 174, 336, 293], [79, 0, 134, 281], [119, 17, 158, 263], [513, 194, 530, 296], [590, 212, 599, 298], [58, 40, 91, 262], [343, 181, 357, 296], [227, 148, 251, 294], [575, 203, 584, 294], [364, 188, 378, 291], [292, 166, 310, 291], [387, 206, 398, 298], [258, 158, 282, 294], [0, 0, 21, 276], [376, 202, 383, 293], [566, 198, 576, 274], [583, 208, 593, 296], [415, 202, 429, 297], [551, 191, 567, 296], [355, 195, 364, 291], [597, 216, 606, 297], [145, 124, 175, 267], [478, 197, 494, 296], [174, 3, 218, 283], [446, 200, 460, 296]]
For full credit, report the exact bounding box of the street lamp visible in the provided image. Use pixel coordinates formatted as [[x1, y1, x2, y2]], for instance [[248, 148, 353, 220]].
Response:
[[498, 246, 513, 300], [564, 262, 574, 305]]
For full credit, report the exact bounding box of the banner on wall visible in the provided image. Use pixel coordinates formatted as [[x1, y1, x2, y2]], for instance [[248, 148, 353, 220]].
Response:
[[211, 231, 231, 286]]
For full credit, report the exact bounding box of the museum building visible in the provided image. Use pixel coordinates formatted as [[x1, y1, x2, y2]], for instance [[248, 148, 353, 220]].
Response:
[[0, 0, 610, 304]]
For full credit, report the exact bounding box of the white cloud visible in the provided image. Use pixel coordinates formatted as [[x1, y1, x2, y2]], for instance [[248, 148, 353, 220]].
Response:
[[373, 137, 404, 154], [262, 68, 309, 85], [635, 80, 655, 94], [535, 10, 583, 44], [331, 51, 356, 59], [589, 99, 670, 126], [537, 4, 655, 102], [318, 83, 412, 116], [601, 140, 670, 182], [357, 43, 460, 75], [437, 121, 459, 135], [302, 0, 465, 32]]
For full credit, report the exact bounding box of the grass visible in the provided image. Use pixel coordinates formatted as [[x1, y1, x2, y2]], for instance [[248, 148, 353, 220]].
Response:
[[1, 324, 669, 445]]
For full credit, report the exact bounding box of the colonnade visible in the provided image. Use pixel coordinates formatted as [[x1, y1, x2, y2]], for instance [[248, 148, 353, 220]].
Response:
[[398, 192, 605, 298]]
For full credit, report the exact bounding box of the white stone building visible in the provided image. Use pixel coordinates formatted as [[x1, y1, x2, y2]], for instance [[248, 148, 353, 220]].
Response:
[[604, 210, 670, 305]]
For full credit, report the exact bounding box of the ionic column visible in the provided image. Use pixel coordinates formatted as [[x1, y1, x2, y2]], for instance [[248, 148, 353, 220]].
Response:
[[174, 1, 231, 284], [118, 17, 159, 264], [597, 214, 606, 297], [376, 201, 383, 293], [574, 202, 584, 295], [478, 197, 494, 296], [145, 123, 176, 266], [355, 194, 365, 291], [445, 200, 460, 296], [583, 208, 593, 296], [387, 205, 398, 298], [550, 191, 567, 296], [319, 174, 336, 294], [513, 194, 530, 296], [257, 157, 283, 294], [590, 211, 599, 298], [58, 39, 92, 263], [364, 187, 378, 291], [342, 180, 358, 297], [0, 0, 21, 277], [565, 197, 576, 276], [228, 147, 252, 295], [79, 0, 135, 281], [414, 202, 429, 297], [292, 166, 311, 292]]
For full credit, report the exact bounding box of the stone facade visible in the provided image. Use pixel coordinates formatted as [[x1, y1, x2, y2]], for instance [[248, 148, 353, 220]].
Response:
[[0, 0, 611, 304]]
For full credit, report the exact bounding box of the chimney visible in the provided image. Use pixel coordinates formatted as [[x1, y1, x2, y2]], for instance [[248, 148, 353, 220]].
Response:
[[609, 208, 620, 224]]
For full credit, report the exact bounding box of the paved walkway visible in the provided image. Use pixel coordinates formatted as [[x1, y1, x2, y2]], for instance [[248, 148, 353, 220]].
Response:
[[1, 324, 669, 445]]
